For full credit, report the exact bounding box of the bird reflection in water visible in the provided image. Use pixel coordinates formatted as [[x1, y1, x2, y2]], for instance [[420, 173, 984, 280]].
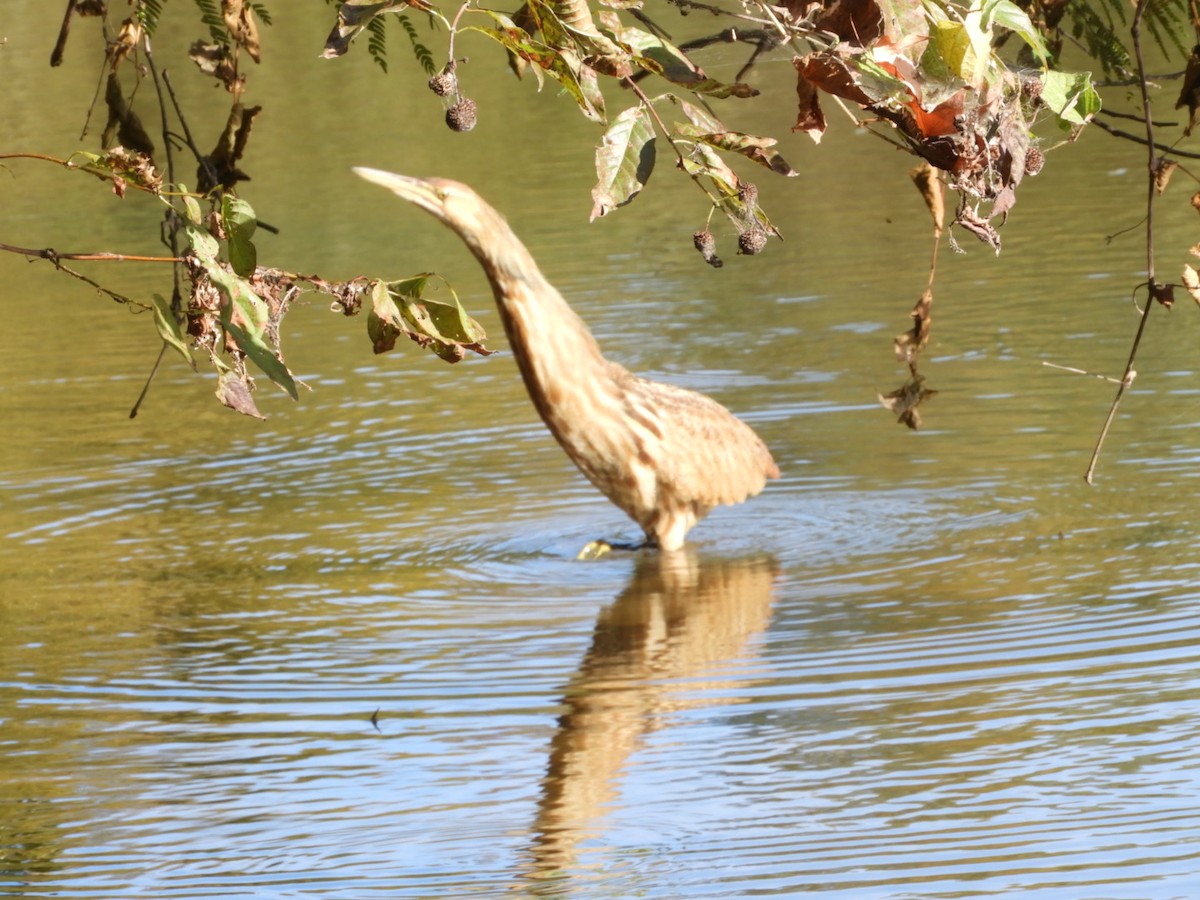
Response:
[[354, 169, 779, 553], [518, 549, 779, 887]]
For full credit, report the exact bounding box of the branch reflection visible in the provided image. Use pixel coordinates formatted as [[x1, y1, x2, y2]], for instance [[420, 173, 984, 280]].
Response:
[[521, 549, 779, 886]]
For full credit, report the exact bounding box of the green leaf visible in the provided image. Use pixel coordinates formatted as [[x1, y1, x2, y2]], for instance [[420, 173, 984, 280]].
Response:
[[417, 290, 487, 345], [179, 187, 203, 226], [932, 18, 991, 89], [666, 94, 726, 133], [617, 27, 758, 98], [1040, 69, 1101, 127], [366, 278, 490, 361], [221, 194, 258, 278], [694, 131, 798, 177], [367, 279, 406, 354], [208, 263, 269, 340], [678, 142, 738, 196], [985, 0, 1050, 64], [224, 319, 299, 400], [185, 223, 220, 262], [591, 104, 656, 220], [469, 23, 604, 121], [152, 293, 193, 364]]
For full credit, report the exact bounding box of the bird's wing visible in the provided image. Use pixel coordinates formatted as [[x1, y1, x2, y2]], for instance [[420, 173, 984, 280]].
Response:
[[620, 372, 779, 510]]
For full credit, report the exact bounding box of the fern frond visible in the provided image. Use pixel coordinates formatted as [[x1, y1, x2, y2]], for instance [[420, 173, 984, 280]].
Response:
[[398, 14, 436, 75], [367, 16, 389, 73], [1065, 0, 1189, 78], [1067, 0, 1133, 78], [193, 0, 228, 44], [135, 0, 167, 35], [249, 2, 272, 26]]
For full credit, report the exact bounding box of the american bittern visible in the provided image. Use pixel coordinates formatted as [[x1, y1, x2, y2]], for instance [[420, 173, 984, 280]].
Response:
[[355, 168, 779, 551]]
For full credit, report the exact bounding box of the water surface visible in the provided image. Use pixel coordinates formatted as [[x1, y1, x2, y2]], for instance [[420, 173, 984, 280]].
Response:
[[3, 5, 1200, 898]]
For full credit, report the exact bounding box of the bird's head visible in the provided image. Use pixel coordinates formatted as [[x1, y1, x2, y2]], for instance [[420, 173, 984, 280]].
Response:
[[353, 168, 503, 237], [354, 166, 544, 290]]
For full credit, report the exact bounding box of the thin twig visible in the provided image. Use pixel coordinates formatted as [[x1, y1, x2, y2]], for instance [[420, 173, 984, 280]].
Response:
[[1085, 0, 1158, 485], [1090, 116, 1200, 160], [0, 241, 181, 263], [1042, 361, 1128, 385], [129, 342, 169, 419], [161, 70, 219, 191]]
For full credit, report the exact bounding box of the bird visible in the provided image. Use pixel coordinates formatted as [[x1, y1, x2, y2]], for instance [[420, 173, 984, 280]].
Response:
[[354, 167, 780, 551]]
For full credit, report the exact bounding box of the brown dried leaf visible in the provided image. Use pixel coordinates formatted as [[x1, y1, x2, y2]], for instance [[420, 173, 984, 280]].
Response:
[[814, 0, 886, 45], [792, 65, 827, 143], [909, 162, 944, 233], [1176, 46, 1200, 136], [198, 102, 261, 193], [1182, 265, 1200, 305], [954, 203, 1001, 253], [894, 288, 933, 365], [878, 373, 937, 430], [1151, 281, 1175, 309], [108, 16, 141, 70], [216, 371, 265, 419], [322, 0, 435, 59], [190, 41, 240, 90], [1191, 191, 1200, 213], [222, 0, 262, 63], [1153, 157, 1178, 195], [101, 73, 155, 157]]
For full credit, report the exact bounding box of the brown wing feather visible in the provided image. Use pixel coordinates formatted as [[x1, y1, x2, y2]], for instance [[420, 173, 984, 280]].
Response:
[[617, 368, 779, 510]]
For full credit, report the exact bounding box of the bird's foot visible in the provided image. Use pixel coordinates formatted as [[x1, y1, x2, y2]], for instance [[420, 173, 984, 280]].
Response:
[[576, 539, 652, 560], [577, 540, 612, 560]]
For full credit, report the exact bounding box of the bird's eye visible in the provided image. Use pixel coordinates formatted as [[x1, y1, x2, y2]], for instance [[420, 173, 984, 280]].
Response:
[[436, 188, 450, 201]]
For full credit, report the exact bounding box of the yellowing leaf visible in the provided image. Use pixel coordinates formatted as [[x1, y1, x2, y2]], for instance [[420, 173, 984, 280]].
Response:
[[591, 104, 656, 220]]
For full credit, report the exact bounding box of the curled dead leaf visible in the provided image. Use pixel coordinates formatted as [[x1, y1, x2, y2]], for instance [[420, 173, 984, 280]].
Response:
[[216, 371, 265, 419], [222, 0, 262, 63], [1151, 281, 1175, 309], [102, 73, 155, 157], [792, 61, 827, 143], [1182, 265, 1200, 305], [108, 16, 141, 70], [1176, 45, 1200, 136], [190, 41, 240, 91], [1153, 157, 1178, 195], [909, 162, 944, 233], [878, 373, 937, 430], [894, 288, 933, 365], [197, 102, 261, 193]]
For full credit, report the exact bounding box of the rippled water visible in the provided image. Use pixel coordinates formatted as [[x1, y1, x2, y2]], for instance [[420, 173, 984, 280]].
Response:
[[5, 5, 1200, 898]]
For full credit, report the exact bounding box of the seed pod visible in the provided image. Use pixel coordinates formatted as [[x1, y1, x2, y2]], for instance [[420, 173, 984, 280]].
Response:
[[1025, 146, 1045, 177], [1021, 76, 1043, 102], [427, 69, 457, 97], [693, 229, 723, 268], [738, 227, 767, 256], [738, 182, 758, 205], [446, 98, 477, 133]]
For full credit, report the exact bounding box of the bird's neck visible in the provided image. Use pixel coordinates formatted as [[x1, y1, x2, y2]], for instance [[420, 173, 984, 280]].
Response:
[[472, 226, 609, 386], [468, 227, 611, 422]]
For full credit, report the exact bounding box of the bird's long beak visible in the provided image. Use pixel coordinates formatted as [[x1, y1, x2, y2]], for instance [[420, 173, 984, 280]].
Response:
[[353, 167, 443, 217]]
